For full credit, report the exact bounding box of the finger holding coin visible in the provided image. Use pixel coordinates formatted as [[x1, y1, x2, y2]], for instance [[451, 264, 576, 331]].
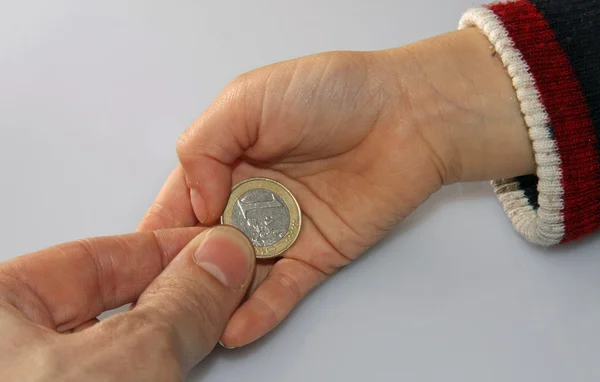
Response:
[[221, 178, 301, 259]]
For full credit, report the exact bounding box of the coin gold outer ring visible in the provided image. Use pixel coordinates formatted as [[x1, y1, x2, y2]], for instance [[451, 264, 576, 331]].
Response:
[[221, 178, 302, 259]]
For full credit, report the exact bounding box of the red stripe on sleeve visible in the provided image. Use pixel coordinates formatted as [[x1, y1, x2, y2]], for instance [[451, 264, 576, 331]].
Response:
[[489, 0, 600, 242]]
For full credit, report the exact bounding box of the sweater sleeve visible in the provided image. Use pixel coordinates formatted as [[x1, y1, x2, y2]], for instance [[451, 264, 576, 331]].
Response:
[[458, 0, 600, 246]]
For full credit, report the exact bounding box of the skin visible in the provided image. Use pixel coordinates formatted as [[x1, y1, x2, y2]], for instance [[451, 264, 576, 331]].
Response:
[[1, 27, 535, 379], [0, 226, 255, 381], [138, 28, 534, 348]]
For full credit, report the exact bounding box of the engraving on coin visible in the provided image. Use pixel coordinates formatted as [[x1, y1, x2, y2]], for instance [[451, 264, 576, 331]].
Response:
[[231, 188, 290, 247], [221, 178, 301, 259]]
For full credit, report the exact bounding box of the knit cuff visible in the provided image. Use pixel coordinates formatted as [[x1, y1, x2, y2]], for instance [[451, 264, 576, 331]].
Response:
[[459, 1, 600, 245]]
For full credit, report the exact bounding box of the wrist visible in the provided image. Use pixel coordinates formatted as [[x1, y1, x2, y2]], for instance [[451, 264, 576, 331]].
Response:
[[383, 28, 535, 184]]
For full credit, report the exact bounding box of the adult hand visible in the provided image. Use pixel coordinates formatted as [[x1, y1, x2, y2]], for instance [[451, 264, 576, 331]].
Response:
[[139, 28, 534, 348], [0, 226, 254, 381]]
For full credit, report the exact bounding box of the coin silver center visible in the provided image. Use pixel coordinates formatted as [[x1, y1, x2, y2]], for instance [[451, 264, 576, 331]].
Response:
[[231, 188, 290, 247]]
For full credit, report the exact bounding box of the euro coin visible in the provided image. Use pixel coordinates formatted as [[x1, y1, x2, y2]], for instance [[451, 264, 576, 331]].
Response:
[[221, 178, 301, 259]]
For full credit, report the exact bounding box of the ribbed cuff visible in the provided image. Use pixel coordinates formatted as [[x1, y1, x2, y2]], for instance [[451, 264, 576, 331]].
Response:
[[459, 1, 600, 245]]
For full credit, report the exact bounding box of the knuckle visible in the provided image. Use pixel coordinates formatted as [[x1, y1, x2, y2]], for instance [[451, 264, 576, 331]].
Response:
[[176, 86, 241, 158], [250, 294, 279, 328], [176, 68, 265, 162], [269, 271, 303, 303], [315, 51, 367, 74], [88, 313, 183, 380], [144, 202, 185, 229], [175, 129, 195, 159], [144, 274, 225, 335], [107, 310, 180, 358], [228, 72, 252, 94]]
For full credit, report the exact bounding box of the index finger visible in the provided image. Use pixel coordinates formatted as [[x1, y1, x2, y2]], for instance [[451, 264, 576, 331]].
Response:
[[0, 227, 203, 331]]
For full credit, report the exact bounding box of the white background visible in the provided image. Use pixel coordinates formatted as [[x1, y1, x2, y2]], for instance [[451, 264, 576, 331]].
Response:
[[2, 1, 600, 381]]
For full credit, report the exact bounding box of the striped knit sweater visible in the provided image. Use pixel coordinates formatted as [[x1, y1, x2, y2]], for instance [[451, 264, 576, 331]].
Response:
[[460, 0, 600, 246]]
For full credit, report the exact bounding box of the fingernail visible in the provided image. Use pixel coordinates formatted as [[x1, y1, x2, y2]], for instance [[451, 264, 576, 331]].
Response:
[[219, 340, 236, 350], [190, 188, 207, 223], [192, 226, 254, 289]]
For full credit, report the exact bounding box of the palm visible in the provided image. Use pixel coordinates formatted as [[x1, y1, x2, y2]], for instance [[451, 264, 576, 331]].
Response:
[[140, 51, 443, 347]]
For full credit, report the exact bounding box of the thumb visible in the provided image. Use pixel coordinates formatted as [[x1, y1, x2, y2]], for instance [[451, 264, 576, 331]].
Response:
[[133, 225, 255, 371]]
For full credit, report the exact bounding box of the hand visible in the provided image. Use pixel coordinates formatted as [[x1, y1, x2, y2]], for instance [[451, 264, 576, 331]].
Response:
[[0, 226, 255, 381], [139, 28, 534, 347]]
